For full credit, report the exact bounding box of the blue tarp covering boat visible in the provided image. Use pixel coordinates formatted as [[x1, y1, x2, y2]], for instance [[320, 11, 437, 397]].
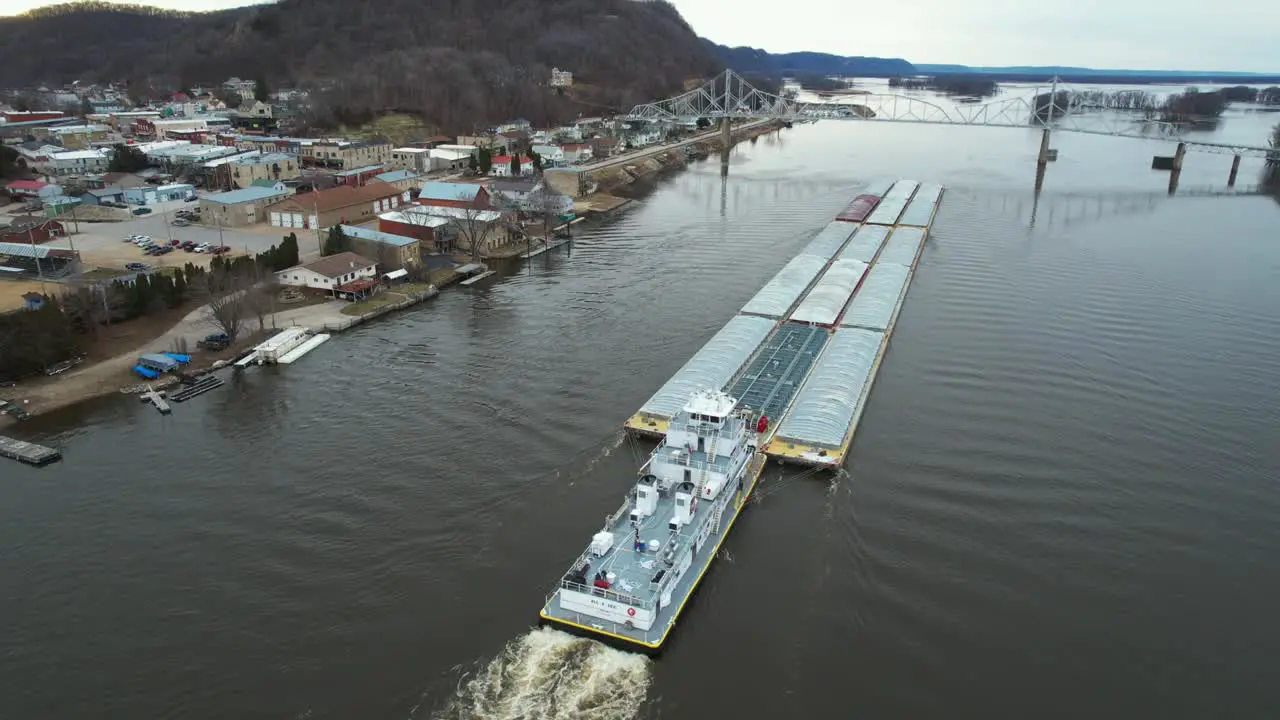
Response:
[[132, 365, 161, 379], [137, 353, 179, 372]]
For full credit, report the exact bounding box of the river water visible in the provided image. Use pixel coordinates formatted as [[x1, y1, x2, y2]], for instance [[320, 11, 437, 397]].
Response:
[[3, 88, 1279, 719]]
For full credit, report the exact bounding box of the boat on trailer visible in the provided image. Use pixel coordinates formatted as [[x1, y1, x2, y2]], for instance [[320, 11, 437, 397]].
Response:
[[539, 388, 767, 654]]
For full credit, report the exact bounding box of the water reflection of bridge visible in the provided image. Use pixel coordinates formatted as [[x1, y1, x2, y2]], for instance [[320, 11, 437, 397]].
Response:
[[678, 173, 1270, 231]]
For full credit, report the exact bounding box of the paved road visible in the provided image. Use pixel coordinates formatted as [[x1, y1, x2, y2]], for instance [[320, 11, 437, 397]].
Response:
[[578, 119, 774, 173]]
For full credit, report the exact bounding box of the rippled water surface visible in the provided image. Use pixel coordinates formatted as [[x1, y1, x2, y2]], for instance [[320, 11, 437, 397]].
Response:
[[2, 113, 1279, 719]]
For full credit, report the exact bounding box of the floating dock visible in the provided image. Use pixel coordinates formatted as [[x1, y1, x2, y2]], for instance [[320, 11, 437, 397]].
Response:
[[169, 374, 225, 403], [625, 178, 943, 469], [236, 327, 330, 367], [0, 435, 61, 466], [277, 333, 330, 364], [141, 387, 171, 414]]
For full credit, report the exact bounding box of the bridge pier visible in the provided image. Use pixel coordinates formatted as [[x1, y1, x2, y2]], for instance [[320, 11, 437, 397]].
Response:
[[720, 118, 732, 176], [1168, 142, 1186, 195], [1035, 128, 1051, 192], [1228, 154, 1241, 187]]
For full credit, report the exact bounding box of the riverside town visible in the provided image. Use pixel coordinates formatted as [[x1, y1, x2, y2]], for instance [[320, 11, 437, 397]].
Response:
[[2, 1, 1280, 719]]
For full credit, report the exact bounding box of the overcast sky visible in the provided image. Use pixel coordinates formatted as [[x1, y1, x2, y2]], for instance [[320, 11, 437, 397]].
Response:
[[6, 0, 1278, 72]]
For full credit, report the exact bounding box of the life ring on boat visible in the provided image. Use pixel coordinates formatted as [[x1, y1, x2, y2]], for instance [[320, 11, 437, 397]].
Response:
[[627, 607, 636, 617]]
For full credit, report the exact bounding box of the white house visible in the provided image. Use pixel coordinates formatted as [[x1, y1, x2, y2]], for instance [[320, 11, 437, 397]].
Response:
[[428, 145, 476, 171], [530, 144, 564, 165], [550, 68, 573, 87], [391, 147, 431, 172], [495, 119, 532, 134], [559, 143, 594, 164], [275, 252, 378, 295], [223, 77, 257, 99], [626, 129, 663, 147], [489, 155, 535, 177], [44, 149, 111, 176]]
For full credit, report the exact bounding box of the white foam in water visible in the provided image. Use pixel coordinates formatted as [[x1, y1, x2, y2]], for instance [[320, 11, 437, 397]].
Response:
[[432, 627, 652, 720]]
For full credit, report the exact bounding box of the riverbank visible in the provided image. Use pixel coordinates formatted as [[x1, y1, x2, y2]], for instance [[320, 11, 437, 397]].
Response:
[[0, 270, 463, 427], [0, 312, 269, 429], [586, 120, 784, 196]]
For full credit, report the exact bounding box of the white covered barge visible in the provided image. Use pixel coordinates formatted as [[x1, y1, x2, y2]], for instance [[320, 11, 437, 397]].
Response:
[[625, 178, 944, 468]]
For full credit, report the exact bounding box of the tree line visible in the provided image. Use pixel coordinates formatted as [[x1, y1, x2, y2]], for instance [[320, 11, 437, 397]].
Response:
[[1033, 87, 1239, 123], [888, 76, 998, 97], [0, 234, 301, 380], [0, 0, 719, 135]]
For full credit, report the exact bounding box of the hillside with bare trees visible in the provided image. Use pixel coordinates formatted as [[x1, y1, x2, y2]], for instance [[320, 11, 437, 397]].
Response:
[[0, 0, 718, 131]]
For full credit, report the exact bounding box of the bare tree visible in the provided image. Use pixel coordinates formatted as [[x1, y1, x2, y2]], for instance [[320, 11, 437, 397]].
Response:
[[524, 183, 572, 250], [445, 205, 497, 264], [246, 281, 280, 332], [201, 276, 252, 342]]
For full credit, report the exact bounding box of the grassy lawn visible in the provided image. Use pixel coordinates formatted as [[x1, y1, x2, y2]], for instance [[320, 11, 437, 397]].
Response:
[[395, 282, 436, 295], [339, 292, 406, 316], [340, 113, 430, 146], [78, 268, 129, 281], [428, 268, 461, 286]]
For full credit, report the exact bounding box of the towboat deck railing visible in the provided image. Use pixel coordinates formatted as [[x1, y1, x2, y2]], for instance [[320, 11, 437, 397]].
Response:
[[557, 578, 657, 610]]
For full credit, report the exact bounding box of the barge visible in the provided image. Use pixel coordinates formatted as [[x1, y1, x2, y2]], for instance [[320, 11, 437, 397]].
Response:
[[625, 178, 945, 469]]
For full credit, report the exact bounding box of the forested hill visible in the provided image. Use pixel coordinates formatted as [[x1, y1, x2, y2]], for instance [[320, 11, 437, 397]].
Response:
[[706, 42, 917, 78], [0, 0, 719, 130]]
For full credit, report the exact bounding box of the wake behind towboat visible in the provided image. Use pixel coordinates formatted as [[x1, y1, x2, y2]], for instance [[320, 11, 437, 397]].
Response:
[[539, 388, 767, 654]]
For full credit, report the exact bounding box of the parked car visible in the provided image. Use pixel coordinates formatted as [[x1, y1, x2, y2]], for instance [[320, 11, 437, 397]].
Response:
[[125, 262, 148, 271], [172, 219, 190, 227], [132, 207, 152, 216], [197, 333, 230, 351]]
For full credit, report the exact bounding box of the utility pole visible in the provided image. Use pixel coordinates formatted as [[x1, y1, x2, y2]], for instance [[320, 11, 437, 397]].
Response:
[[28, 223, 46, 297], [313, 194, 322, 256]]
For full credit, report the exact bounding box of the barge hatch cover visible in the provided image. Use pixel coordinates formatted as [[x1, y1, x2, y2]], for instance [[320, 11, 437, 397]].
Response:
[[770, 327, 884, 450], [838, 225, 890, 264], [788, 259, 869, 327], [800, 221, 859, 262], [840, 262, 911, 332], [739, 255, 830, 319], [878, 227, 927, 267], [637, 315, 774, 420], [898, 183, 943, 227]]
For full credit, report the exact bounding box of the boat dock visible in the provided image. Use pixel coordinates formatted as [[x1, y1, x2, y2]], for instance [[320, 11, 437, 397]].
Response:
[[169, 374, 225, 403], [0, 435, 61, 466], [624, 178, 943, 469], [236, 327, 330, 367], [140, 387, 171, 414]]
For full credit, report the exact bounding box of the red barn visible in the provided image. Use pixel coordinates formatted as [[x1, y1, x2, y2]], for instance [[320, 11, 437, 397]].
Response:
[[1, 219, 66, 244], [378, 208, 451, 247]]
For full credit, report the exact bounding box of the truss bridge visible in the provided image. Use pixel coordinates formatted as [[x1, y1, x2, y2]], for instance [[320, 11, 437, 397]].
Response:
[[625, 70, 1278, 159]]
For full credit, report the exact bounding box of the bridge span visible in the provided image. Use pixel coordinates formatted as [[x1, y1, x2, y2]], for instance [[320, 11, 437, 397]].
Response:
[[625, 70, 1277, 160]]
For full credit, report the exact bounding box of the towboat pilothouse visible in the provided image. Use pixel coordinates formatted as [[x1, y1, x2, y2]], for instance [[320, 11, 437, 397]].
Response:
[[539, 389, 767, 653]]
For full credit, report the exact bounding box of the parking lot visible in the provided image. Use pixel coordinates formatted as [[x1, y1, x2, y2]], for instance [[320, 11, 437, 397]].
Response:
[[38, 199, 325, 272]]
